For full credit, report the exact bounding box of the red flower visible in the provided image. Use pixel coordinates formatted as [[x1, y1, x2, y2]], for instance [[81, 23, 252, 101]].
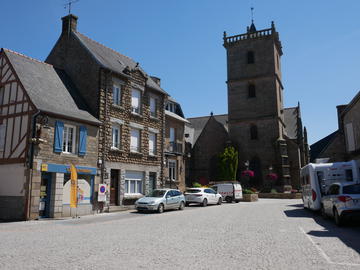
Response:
[[266, 173, 278, 180], [241, 170, 255, 177]]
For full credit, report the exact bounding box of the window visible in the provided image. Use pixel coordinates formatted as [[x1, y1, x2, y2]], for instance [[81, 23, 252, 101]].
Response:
[[0, 121, 6, 151], [169, 127, 175, 151], [247, 51, 255, 64], [131, 89, 141, 114], [169, 160, 177, 181], [150, 97, 157, 117], [345, 123, 355, 152], [62, 125, 76, 153], [125, 171, 143, 194], [166, 102, 176, 113], [250, 125, 258, 140], [112, 84, 122, 106], [149, 132, 156, 155], [112, 125, 121, 149], [329, 185, 340, 195], [130, 128, 141, 152], [248, 84, 256, 98], [345, 169, 353, 182]]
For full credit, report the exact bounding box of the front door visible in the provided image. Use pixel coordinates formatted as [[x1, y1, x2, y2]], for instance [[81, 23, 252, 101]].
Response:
[[39, 173, 52, 218], [149, 172, 156, 192], [110, 170, 119, 205]]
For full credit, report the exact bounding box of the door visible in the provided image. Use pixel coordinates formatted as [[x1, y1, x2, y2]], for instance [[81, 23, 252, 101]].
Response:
[[165, 190, 176, 209], [39, 173, 52, 218], [149, 172, 157, 192], [110, 170, 119, 205]]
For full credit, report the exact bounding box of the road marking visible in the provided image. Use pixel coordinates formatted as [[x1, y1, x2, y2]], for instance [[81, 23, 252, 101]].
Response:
[[299, 226, 360, 267]]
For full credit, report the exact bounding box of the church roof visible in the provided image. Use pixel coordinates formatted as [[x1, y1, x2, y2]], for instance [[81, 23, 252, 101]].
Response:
[[3, 48, 100, 125], [186, 114, 228, 146], [310, 130, 338, 162], [73, 32, 167, 95]]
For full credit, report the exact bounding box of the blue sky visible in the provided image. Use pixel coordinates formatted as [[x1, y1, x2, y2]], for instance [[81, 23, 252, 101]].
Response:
[[1, 0, 360, 144]]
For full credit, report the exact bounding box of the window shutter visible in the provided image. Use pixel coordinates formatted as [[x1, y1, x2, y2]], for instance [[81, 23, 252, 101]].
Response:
[[54, 121, 64, 153], [78, 126, 87, 155]]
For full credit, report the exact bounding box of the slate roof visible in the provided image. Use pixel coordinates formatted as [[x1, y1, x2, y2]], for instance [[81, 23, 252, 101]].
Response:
[[73, 32, 167, 95], [186, 114, 228, 145], [3, 49, 100, 125], [283, 107, 299, 140], [310, 131, 338, 162]]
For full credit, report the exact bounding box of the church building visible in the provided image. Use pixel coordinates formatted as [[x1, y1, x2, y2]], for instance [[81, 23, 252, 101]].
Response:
[[186, 21, 309, 190]]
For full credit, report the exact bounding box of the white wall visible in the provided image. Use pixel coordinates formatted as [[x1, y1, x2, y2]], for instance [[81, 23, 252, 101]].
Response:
[[0, 163, 26, 196]]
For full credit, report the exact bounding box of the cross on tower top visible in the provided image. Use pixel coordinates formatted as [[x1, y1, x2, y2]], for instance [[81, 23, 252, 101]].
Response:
[[251, 7, 254, 23], [64, 0, 79, 14]]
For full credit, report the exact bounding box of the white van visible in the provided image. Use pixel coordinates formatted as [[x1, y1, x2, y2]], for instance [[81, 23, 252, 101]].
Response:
[[301, 160, 359, 211], [211, 183, 243, 203]]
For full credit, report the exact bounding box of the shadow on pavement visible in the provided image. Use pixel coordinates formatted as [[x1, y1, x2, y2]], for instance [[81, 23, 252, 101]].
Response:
[[284, 204, 360, 254]]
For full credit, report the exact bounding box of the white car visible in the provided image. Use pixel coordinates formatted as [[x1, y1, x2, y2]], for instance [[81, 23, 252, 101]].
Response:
[[321, 183, 360, 226], [184, 188, 222, 207]]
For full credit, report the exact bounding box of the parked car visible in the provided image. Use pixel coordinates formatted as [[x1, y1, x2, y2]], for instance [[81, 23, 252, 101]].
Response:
[[211, 183, 243, 203], [184, 188, 222, 206], [135, 189, 185, 213], [321, 183, 360, 226]]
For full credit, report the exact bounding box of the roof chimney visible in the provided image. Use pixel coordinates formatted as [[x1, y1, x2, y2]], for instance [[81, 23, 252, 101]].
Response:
[[61, 14, 78, 35]]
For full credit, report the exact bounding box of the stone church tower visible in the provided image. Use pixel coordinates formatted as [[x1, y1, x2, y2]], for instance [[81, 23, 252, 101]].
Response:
[[223, 21, 291, 187]]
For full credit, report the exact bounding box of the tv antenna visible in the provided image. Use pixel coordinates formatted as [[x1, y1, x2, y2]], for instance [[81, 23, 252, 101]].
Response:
[[64, 0, 79, 14]]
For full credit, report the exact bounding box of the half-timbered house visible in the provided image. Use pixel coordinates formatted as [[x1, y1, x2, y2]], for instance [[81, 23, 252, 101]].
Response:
[[0, 48, 100, 220]]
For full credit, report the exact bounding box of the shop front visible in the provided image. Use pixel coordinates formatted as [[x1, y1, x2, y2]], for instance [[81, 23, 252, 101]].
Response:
[[39, 163, 97, 218]]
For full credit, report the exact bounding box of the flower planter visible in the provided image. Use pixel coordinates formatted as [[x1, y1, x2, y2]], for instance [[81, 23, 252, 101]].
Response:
[[242, 193, 258, 202]]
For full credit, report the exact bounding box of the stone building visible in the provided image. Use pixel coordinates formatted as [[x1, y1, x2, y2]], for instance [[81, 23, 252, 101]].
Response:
[[186, 22, 308, 190], [0, 48, 100, 220], [311, 91, 360, 163], [164, 97, 188, 191], [46, 14, 169, 208]]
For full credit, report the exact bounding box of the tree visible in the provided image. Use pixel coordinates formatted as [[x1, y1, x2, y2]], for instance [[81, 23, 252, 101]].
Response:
[[218, 146, 238, 181]]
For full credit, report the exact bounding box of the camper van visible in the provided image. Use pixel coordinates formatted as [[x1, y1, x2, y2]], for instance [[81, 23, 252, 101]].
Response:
[[301, 160, 359, 211]]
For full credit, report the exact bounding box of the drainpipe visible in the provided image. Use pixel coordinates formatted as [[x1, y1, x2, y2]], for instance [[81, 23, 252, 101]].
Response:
[[25, 109, 41, 220]]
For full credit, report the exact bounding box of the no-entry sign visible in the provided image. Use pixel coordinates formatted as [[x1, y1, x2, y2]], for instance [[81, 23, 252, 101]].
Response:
[[98, 184, 107, 202]]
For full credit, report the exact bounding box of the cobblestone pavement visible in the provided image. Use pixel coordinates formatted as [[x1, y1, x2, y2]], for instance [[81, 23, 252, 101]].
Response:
[[1, 199, 360, 270]]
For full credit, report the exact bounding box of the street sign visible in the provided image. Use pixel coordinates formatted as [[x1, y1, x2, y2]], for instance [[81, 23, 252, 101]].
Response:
[[98, 184, 107, 202]]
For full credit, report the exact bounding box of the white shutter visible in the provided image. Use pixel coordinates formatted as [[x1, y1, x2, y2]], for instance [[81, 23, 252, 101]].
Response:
[[130, 129, 140, 151], [125, 171, 144, 180], [345, 123, 355, 151]]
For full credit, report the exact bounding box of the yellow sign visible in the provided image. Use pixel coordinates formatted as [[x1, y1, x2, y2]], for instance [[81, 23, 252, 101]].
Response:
[[41, 164, 48, 172], [70, 164, 78, 208]]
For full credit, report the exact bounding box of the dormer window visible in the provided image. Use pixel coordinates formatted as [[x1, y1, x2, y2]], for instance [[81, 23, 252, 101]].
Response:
[[248, 84, 256, 98], [131, 89, 141, 114], [166, 102, 176, 113], [247, 51, 255, 64], [113, 84, 122, 106]]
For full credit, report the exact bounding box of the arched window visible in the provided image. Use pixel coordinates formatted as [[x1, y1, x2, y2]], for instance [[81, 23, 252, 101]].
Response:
[[248, 84, 256, 98], [250, 125, 258, 140], [247, 51, 255, 64]]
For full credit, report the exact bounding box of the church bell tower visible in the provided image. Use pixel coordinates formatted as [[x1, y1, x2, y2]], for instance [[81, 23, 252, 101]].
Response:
[[223, 21, 291, 187]]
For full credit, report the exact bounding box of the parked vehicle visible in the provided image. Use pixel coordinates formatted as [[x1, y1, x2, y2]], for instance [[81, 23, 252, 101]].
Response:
[[301, 160, 359, 211], [211, 183, 243, 203], [134, 189, 185, 213], [321, 183, 360, 226], [184, 188, 222, 206]]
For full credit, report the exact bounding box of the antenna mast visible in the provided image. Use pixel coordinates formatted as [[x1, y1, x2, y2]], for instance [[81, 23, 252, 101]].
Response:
[[64, 0, 79, 14]]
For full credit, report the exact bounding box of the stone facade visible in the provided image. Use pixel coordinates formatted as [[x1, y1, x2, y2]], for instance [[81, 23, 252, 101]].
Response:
[[46, 14, 168, 206]]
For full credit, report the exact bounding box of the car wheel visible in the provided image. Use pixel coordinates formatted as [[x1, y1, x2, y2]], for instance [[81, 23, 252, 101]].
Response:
[[226, 197, 232, 203], [235, 200, 240, 203], [321, 204, 327, 219], [157, 203, 164, 214], [179, 201, 185, 210], [334, 208, 343, 226], [137, 209, 144, 213], [202, 198, 208, 207], [217, 198, 222, 205], [185, 202, 190, 207]]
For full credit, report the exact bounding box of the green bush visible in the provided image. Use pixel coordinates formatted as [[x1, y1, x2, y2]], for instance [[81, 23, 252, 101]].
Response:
[[192, 182, 202, 188], [218, 146, 238, 181], [243, 189, 255, 194], [270, 188, 278, 194]]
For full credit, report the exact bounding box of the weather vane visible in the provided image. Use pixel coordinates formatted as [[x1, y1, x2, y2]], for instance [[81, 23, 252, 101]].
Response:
[[64, 0, 79, 14], [251, 7, 254, 23]]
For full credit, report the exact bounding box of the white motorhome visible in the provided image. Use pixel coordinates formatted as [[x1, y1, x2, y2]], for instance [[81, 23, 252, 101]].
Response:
[[211, 183, 243, 203], [301, 160, 359, 211]]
